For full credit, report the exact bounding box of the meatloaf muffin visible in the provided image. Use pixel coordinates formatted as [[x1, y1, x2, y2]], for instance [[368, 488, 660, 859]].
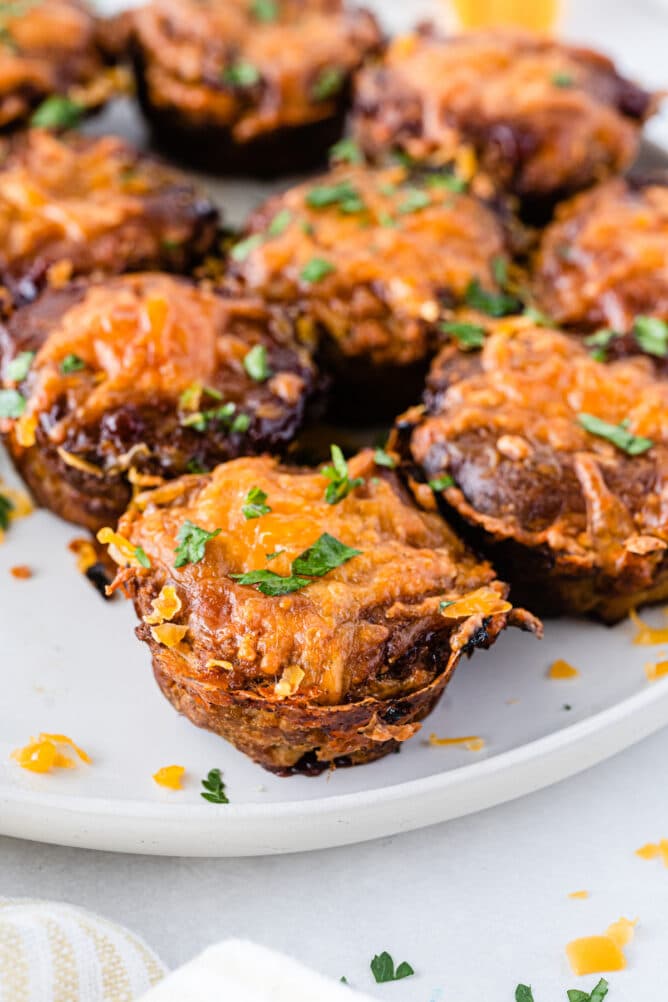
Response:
[[0, 0, 122, 131], [0, 273, 320, 530], [131, 0, 382, 175], [104, 449, 540, 773], [533, 177, 668, 333], [397, 318, 668, 623], [0, 130, 219, 305], [227, 161, 516, 414], [353, 26, 656, 208]]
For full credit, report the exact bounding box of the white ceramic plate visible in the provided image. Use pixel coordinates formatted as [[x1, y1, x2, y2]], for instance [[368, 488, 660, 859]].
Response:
[[3, 67, 668, 855]]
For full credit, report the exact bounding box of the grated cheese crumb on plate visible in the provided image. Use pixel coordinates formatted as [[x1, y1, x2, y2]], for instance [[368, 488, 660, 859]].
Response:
[[11, 733, 91, 774], [644, 660, 668, 682], [153, 765, 186, 790], [568, 890, 590, 900], [629, 608, 668, 645], [10, 565, 32, 579], [635, 839, 668, 865], [68, 537, 98, 574], [428, 734, 485, 751], [566, 917, 637, 976], [548, 658, 580, 680]]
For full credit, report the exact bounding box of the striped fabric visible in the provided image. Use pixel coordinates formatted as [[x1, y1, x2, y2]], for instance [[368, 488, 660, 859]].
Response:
[[0, 900, 166, 1002]]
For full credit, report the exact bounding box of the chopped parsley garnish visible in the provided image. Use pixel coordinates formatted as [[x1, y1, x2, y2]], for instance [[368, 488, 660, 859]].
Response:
[[441, 320, 486, 350], [523, 305, 554, 327], [577, 412, 653, 455], [31, 95, 84, 129], [181, 402, 249, 435], [265, 549, 282, 561], [515, 987, 535, 1002], [429, 474, 454, 491], [306, 180, 365, 214], [60, 353, 86, 374], [7, 351, 34, 382], [222, 60, 260, 87], [186, 457, 209, 474], [232, 532, 360, 595], [267, 208, 293, 237], [311, 66, 344, 101], [425, 170, 467, 193], [552, 71, 575, 87], [230, 233, 263, 262], [300, 257, 335, 284], [0, 493, 13, 531], [243, 343, 272, 382], [242, 486, 271, 520], [397, 187, 431, 214], [0, 388, 25, 419], [464, 277, 520, 317], [174, 520, 222, 568], [370, 952, 415, 984], [200, 768, 229, 804], [322, 444, 364, 504], [633, 315, 668, 357], [567, 978, 609, 1002], [378, 211, 397, 228], [161, 237, 182, 251], [251, 0, 278, 21], [373, 448, 396, 469], [135, 546, 151, 569], [583, 328, 619, 362], [439, 599, 454, 611], [329, 137, 363, 164], [491, 255, 508, 286], [231, 413, 251, 433]]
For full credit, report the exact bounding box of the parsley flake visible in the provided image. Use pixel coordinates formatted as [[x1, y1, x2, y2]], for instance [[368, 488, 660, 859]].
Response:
[[300, 257, 335, 284], [7, 351, 34, 382], [231, 233, 263, 262], [552, 71, 575, 88], [222, 60, 260, 87], [567, 978, 609, 1002], [242, 486, 271, 519], [583, 328, 619, 362], [515, 986, 535, 1002], [370, 952, 415, 984], [465, 277, 520, 316], [232, 532, 360, 595], [322, 444, 364, 504], [251, 0, 278, 21], [425, 170, 467, 192], [31, 95, 84, 129], [311, 66, 344, 101], [306, 180, 365, 214], [329, 137, 363, 164], [267, 208, 293, 237], [174, 521, 222, 568], [200, 768, 229, 804], [243, 343, 272, 382], [60, 353, 86, 374], [633, 315, 668, 357], [429, 474, 454, 491], [577, 412, 653, 455], [135, 546, 151, 569], [0, 388, 26, 419], [231, 412, 251, 433], [373, 448, 396, 469], [230, 569, 312, 596], [0, 493, 13, 531], [441, 321, 486, 350], [397, 187, 431, 214]]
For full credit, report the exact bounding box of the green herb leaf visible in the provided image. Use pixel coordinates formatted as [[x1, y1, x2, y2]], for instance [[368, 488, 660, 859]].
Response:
[[200, 767, 229, 804], [583, 328, 619, 362], [135, 546, 151, 569], [300, 257, 335, 284], [231, 412, 251, 433], [306, 180, 365, 214], [567, 993, 589, 1002], [429, 474, 454, 491], [311, 66, 344, 101], [265, 549, 282, 561], [329, 137, 363, 164], [441, 321, 486, 350], [378, 211, 397, 228], [425, 171, 467, 192], [230, 233, 263, 262], [439, 599, 454, 611], [161, 237, 182, 251], [31, 94, 84, 129], [465, 277, 520, 317], [0, 493, 13, 531], [267, 208, 293, 237], [523, 305, 554, 327], [373, 448, 396, 469], [322, 444, 364, 504], [291, 532, 360, 578], [231, 568, 312, 595], [552, 71, 575, 87], [0, 388, 26, 418], [567, 981, 608, 1002], [186, 457, 209, 474], [174, 521, 222, 568], [397, 187, 431, 214], [515, 987, 535, 1002], [634, 315, 668, 357], [243, 343, 272, 382], [370, 952, 415, 984], [242, 486, 271, 520], [222, 60, 260, 87], [7, 351, 34, 382], [577, 412, 653, 455], [60, 353, 86, 374], [492, 255, 508, 287], [251, 0, 278, 21]]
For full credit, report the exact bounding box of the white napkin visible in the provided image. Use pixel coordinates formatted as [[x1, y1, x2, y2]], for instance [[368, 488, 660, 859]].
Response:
[[138, 939, 377, 1002]]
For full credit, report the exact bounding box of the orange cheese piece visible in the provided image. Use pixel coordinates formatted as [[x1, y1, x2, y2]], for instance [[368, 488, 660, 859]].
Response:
[[12, 733, 91, 773], [153, 765, 185, 790], [440, 586, 511, 619], [428, 734, 485, 751], [644, 660, 668, 682], [630, 608, 668, 645], [548, 659, 580, 680], [635, 839, 668, 865], [568, 890, 590, 900], [566, 917, 636, 976]]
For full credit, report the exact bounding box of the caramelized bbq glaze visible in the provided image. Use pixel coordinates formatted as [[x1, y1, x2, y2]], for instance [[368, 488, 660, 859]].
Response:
[[131, 0, 382, 174], [353, 27, 656, 206], [398, 319, 668, 622], [107, 450, 539, 772], [0, 130, 219, 302], [0, 274, 320, 530], [533, 178, 668, 331]]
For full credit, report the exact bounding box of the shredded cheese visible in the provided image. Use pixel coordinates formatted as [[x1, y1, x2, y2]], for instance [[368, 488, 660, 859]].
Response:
[[150, 623, 188, 648], [68, 537, 98, 574], [274, 665, 305, 698], [428, 734, 485, 751], [568, 890, 590, 900], [153, 765, 185, 790], [206, 659, 234, 670], [97, 527, 145, 568], [566, 917, 637, 976], [644, 660, 668, 682], [548, 658, 580, 680], [10, 565, 32, 579], [629, 608, 668, 645], [15, 413, 37, 448], [11, 733, 91, 774], [439, 586, 511, 618], [56, 448, 104, 477], [635, 839, 668, 865], [143, 586, 182, 625]]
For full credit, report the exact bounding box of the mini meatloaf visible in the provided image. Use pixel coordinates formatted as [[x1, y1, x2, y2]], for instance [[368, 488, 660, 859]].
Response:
[[105, 450, 539, 773], [0, 130, 219, 304], [398, 319, 668, 623], [0, 274, 319, 531], [533, 178, 668, 332], [131, 0, 382, 175], [353, 27, 656, 207], [227, 162, 514, 412], [0, 0, 119, 130]]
